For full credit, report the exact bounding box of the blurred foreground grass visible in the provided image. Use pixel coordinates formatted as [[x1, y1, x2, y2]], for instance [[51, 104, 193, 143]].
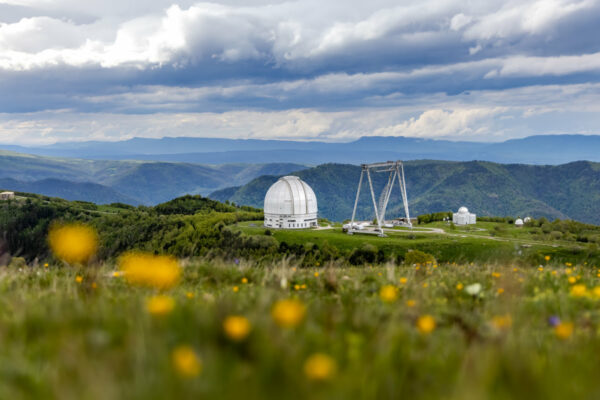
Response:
[[2, 259, 600, 399]]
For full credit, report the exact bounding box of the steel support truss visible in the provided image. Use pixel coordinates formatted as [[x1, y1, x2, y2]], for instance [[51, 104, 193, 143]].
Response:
[[348, 161, 411, 237]]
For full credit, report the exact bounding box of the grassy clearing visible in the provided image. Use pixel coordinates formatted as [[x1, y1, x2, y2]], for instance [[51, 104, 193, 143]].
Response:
[[235, 221, 600, 266], [2, 259, 600, 399]]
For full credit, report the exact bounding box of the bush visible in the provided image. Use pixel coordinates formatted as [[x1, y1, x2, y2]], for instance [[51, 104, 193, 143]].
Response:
[[349, 244, 378, 265], [404, 249, 436, 266]]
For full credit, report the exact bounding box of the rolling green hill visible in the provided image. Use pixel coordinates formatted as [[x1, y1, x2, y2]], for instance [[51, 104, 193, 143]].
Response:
[[210, 161, 600, 224], [0, 178, 137, 205], [0, 150, 306, 205]]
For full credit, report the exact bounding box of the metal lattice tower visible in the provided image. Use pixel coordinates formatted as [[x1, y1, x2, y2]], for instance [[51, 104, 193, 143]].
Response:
[[348, 161, 411, 237]]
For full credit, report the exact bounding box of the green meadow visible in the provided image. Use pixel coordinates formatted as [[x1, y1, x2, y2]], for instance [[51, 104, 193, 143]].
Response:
[[2, 259, 600, 399], [4, 193, 600, 399]]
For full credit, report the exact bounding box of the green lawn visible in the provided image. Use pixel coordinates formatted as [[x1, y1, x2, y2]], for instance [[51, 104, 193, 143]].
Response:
[[234, 221, 600, 267]]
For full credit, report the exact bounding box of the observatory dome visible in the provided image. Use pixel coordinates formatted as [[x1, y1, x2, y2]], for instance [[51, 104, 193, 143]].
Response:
[[264, 176, 318, 229], [515, 218, 524, 227], [453, 206, 476, 225]]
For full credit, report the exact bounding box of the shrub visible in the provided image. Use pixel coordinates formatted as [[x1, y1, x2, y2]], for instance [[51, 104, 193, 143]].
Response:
[[349, 244, 378, 265], [404, 249, 436, 266]]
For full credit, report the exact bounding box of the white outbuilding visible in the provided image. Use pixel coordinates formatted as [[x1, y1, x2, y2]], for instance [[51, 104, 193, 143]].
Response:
[[264, 176, 318, 229], [453, 206, 476, 225], [514, 218, 524, 227]]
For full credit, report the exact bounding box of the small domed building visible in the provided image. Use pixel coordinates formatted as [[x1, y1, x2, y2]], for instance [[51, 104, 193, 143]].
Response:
[[264, 176, 318, 229], [514, 218, 524, 227], [452, 206, 476, 225]]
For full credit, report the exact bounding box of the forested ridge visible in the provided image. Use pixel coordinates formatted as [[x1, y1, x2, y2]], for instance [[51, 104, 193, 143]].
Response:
[[210, 161, 600, 224]]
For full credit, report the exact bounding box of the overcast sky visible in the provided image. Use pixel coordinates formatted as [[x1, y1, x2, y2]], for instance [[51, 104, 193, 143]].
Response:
[[1, 0, 600, 144]]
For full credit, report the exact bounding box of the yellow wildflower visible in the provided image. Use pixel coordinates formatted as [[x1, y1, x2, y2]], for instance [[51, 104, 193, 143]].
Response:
[[422, 282, 429, 288], [48, 223, 98, 265], [416, 315, 436, 335], [294, 284, 300, 291], [399, 277, 407, 284], [301, 284, 307, 289], [544, 255, 551, 261], [592, 286, 600, 298], [568, 276, 576, 284], [241, 277, 248, 284], [491, 272, 501, 278], [570, 284, 587, 297], [233, 286, 239, 293], [565, 262, 572, 267], [43, 263, 49, 268], [120, 252, 181, 290], [303, 353, 337, 381], [491, 315, 512, 331], [497, 288, 505, 295], [186, 292, 195, 299], [555, 322, 574, 340], [551, 271, 557, 276], [538, 266, 544, 272], [172, 345, 201, 378], [271, 299, 306, 328], [456, 282, 464, 290], [112, 271, 120, 277], [314, 272, 319, 278], [223, 315, 252, 341], [406, 299, 417, 307], [565, 268, 573, 275], [75, 275, 83, 283], [379, 285, 398, 303], [91, 282, 97, 289], [146, 295, 175, 316]]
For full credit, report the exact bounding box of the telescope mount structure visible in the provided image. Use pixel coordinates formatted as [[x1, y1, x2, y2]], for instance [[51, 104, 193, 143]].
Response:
[[348, 161, 411, 237]]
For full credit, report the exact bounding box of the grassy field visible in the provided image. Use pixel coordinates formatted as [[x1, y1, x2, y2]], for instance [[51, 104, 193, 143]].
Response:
[[234, 221, 600, 266], [3, 257, 600, 399]]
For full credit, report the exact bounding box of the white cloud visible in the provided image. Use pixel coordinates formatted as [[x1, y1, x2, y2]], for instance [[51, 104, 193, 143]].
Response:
[[371, 108, 507, 138], [4, 82, 600, 145], [2, 0, 597, 71], [463, 0, 596, 40]]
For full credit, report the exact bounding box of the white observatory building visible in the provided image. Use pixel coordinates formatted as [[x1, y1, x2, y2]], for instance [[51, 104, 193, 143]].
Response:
[[453, 206, 476, 225], [264, 176, 318, 229]]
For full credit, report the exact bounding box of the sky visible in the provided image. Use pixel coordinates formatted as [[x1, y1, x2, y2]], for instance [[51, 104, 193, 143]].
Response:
[[1, 0, 600, 144]]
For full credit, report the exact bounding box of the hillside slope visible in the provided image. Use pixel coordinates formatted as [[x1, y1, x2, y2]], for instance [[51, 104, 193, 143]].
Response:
[[0, 178, 137, 205], [0, 151, 306, 204], [210, 161, 600, 224]]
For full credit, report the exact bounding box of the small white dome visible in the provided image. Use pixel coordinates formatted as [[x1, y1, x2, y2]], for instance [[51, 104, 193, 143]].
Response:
[[515, 218, 524, 226], [458, 206, 469, 214], [264, 176, 317, 215], [524, 217, 532, 223]]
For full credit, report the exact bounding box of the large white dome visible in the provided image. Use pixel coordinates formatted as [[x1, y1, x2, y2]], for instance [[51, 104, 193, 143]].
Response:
[[263, 176, 318, 229], [458, 206, 469, 214], [264, 176, 317, 215]]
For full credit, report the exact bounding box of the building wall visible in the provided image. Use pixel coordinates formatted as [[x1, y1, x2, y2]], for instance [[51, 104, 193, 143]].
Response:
[[264, 212, 318, 229], [453, 212, 476, 225]]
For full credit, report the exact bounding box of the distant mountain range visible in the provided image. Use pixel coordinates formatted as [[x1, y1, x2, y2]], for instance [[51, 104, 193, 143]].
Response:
[[0, 151, 306, 205], [2, 134, 600, 165], [209, 161, 600, 224], [0, 178, 137, 205]]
